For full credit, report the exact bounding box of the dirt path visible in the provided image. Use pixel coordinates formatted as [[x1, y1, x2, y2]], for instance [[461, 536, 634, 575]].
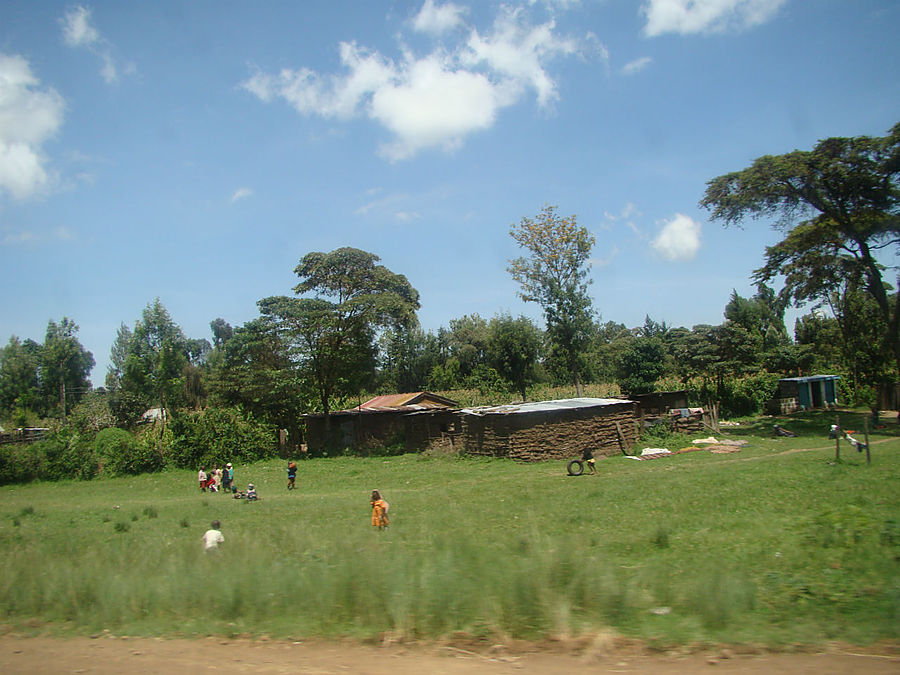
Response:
[[1, 635, 898, 674]]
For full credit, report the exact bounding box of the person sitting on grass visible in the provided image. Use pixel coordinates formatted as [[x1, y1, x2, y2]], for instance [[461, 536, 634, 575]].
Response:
[[202, 520, 224, 552], [246, 483, 258, 501], [370, 489, 389, 530]]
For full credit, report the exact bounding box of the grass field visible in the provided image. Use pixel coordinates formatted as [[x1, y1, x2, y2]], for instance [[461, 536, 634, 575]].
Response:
[[1, 409, 898, 648]]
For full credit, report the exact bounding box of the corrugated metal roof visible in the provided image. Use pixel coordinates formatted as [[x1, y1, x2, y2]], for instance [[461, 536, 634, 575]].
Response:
[[779, 375, 840, 382], [361, 393, 425, 409], [460, 397, 634, 416]]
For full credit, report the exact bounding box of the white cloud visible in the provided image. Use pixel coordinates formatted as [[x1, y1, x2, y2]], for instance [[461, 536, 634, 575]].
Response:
[[621, 56, 652, 75], [604, 202, 642, 234], [2, 230, 34, 245], [0, 54, 65, 200], [61, 5, 100, 47], [642, 0, 787, 37], [372, 56, 501, 160], [242, 3, 589, 160], [230, 187, 254, 202], [1, 225, 75, 246], [651, 213, 702, 261], [413, 0, 467, 34], [462, 6, 579, 108], [590, 245, 619, 267], [60, 5, 128, 83], [395, 210, 420, 223]]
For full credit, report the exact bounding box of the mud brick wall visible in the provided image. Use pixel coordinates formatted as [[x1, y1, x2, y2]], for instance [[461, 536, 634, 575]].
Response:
[[460, 402, 638, 461], [404, 410, 459, 452]]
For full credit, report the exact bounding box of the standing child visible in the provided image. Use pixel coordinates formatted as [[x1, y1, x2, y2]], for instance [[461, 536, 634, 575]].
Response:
[[223, 463, 234, 493], [198, 466, 208, 492], [370, 489, 389, 530], [287, 461, 297, 490], [213, 465, 223, 492], [202, 520, 224, 551], [581, 447, 597, 474]]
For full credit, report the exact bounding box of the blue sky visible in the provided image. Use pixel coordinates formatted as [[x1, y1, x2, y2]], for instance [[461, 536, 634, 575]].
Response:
[[1, 0, 898, 385]]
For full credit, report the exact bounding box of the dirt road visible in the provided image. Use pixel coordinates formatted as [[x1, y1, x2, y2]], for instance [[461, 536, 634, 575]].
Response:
[[2, 635, 898, 674]]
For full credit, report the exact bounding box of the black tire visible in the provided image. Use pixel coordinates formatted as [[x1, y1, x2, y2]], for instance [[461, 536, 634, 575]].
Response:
[[567, 459, 584, 476]]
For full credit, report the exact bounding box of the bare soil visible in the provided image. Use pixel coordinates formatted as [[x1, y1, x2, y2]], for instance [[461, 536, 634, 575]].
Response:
[[1, 635, 898, 674]]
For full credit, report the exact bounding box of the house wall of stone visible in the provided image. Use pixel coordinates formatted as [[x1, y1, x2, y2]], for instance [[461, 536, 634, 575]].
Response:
[[460, 403, 638, 461]]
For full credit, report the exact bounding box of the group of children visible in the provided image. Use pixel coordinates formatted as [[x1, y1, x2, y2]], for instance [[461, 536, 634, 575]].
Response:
[[197, 463, 235, 493], [199, 462, 391, 553]]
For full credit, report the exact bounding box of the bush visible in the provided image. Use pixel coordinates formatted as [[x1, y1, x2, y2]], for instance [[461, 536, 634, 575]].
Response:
[[94, 427, 162, 476], [0, 443, 46, 485], [43, 431, 99, 481], [705, 373, 780, 418], [169, 407, 276, 468], [68, 392, 116, 434]]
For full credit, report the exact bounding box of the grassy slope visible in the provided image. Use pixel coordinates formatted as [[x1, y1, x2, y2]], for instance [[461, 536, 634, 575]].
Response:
[[1, 410, 898, 646]]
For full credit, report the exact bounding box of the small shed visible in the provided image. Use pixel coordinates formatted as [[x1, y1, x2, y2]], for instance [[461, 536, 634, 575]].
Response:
[[304, 392, 459, 455], [774, 375, 840, 413], [457, 397, 638, 462]]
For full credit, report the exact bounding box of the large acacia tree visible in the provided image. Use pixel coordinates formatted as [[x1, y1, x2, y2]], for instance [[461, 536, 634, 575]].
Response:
[[700, 122, 900, 379], [259, 248, 420, 420], [508, 205, 595, 395]]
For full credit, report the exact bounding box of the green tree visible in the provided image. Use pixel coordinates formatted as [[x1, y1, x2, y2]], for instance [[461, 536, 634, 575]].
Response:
[[508, 205, 595, 396], [447, 314, 491, 383], [487, 314, 544, 400], [40, 318, 95, 418], [616, 336, 666, 396], [260, 248, 420, 419], [377, 325, 429, 393], [121, 299, 189, 428], [700, 122, 900, 377], [105, 323, 132, 392], [207, 317, 307, 442], [0, 336, 42, 420]]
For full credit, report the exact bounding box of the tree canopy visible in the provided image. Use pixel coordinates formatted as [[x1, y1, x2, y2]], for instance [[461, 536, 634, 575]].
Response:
[[700, 122, 900, 378], [260, 247, 421, 418], [508, 205, 595, 395]]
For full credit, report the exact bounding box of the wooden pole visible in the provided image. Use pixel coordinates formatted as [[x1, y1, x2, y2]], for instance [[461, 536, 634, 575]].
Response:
[[835, 414, 840, 462], [864, 417, 871, 465], [615, 421, 628, 456]]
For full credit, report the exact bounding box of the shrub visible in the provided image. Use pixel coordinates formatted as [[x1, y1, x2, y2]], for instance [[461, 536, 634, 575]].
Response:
[[94, 427, 162, 476], [68, 392, 116, 434], [168, 407, 276, 468], [0, 443, 46, 485], [45, 432, 99, 481]]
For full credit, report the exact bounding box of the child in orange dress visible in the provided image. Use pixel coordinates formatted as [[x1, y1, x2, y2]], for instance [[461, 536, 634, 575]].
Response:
[[370, 489, 389, 530]]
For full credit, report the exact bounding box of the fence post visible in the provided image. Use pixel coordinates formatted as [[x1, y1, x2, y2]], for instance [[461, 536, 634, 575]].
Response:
[[864, 417, 871, 465], [835, 414, 840, 462]]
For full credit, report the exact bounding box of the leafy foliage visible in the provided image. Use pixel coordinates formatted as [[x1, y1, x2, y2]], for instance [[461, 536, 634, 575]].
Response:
[[509, 205, 595, 394], [701, 122, 900, 378], [94, 427, 162, 476], [260, 248, 421, 418], [168, 407, 276, 469]]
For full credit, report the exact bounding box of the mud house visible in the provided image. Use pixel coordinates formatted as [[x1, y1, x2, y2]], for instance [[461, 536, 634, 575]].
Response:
[[304, 392, 459, 455], [456, 398, 638, 461]]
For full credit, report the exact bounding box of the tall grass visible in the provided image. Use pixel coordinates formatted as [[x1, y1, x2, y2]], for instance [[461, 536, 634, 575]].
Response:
[[1, 413, 898, 646]]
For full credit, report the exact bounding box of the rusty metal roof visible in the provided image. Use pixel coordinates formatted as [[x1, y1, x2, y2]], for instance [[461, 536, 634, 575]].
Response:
[[331, 391, 459, 414]]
